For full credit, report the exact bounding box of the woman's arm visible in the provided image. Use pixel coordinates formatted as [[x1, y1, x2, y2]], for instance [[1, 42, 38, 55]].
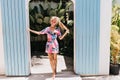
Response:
[[59, 30, 69, 40], [59, 22, 69, 40], [28, 28, 40, 35], [59, 21, 69, 32]]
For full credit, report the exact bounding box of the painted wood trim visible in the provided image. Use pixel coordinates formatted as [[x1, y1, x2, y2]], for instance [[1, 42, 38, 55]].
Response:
[[99, 0, 112, 75], [0, 0, 5, 75], [74, 0, 100, 75], [1, 0, 30, 76], [25, 0, 31, 73]]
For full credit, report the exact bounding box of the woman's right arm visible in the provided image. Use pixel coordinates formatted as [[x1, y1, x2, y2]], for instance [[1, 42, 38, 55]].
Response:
[[28, 28, 41, 35]]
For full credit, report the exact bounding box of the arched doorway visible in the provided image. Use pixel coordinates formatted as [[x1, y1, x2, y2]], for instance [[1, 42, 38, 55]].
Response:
[[28, 0, 74, 74]]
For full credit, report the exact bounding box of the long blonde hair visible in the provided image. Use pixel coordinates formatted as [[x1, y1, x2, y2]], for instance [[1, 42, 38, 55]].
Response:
[[50, 16, 64, 30]]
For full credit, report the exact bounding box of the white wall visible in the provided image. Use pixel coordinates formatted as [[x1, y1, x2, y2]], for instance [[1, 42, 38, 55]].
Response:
[[26, 0, 31, 73], [99, 0, 112, 75], [113, 0, 120, 4], [0, 5, 5, 75]]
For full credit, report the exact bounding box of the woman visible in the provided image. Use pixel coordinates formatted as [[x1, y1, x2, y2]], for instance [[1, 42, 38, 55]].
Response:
[[28, 16, 69, 79]]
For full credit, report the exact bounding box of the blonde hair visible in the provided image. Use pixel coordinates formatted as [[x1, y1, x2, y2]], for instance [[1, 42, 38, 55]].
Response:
[[50, 16, 64, 30], [50, 16, 60, 25]]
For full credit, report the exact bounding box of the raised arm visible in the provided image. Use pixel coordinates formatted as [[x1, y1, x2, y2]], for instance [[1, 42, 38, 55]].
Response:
[[59, 21, 69, 32], [58, 21, 69, 40], [28, 28, 41, 35]]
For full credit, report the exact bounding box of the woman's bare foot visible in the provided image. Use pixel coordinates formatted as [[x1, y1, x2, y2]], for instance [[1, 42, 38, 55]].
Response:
[[52, 73, 56, 80]]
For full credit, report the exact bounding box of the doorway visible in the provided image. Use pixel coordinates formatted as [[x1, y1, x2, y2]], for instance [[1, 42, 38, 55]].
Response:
[[28, 0, 74, 74]]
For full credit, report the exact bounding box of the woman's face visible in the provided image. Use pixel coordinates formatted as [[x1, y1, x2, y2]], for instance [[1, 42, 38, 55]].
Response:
[[50, 18, 58, 27]]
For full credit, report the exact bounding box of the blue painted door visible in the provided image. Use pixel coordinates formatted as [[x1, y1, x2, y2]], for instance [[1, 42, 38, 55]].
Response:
[[0, 0, 110, 76], [74, 0, 100, 75], [0, 0, 30, 76]]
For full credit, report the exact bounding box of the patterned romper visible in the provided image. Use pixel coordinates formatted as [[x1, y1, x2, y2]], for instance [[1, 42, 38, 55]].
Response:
[[40, 27, 61, 53]]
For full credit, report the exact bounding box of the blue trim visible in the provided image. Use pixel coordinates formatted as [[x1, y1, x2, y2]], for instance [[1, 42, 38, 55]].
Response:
[[1, 0, 30, 76], [75, 0, 100, 75]]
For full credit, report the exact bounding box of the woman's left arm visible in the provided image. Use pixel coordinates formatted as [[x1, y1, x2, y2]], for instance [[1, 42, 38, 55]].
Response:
[[59, 30, 69, 40], [59, 22, 69, 40]]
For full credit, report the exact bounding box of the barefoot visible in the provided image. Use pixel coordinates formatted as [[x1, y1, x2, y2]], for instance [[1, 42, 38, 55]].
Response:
[[52, 73, 55, 80]]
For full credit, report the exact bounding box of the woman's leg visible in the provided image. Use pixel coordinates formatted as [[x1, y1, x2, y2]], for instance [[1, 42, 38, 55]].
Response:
[[47, 53, 56, 78], [53, 53, 57, 74]]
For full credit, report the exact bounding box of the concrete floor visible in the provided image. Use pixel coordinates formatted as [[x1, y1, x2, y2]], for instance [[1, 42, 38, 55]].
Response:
[[1, 54, 120, 80], [31, 55, 68, 74], [82, 75, 120, 80], [0, 54, 81, 80], [30, 54, 81, 80]]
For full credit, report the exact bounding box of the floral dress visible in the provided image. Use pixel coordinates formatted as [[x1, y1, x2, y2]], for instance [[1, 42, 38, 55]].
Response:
[[40, 27, 61, 53]]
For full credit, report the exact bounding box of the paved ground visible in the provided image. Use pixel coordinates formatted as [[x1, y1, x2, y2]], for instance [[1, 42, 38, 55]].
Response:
[[0, 54, 81, 80], [1, 54, 120, 80], [30, 54, 81, 80], [82, 75, 120, 80]]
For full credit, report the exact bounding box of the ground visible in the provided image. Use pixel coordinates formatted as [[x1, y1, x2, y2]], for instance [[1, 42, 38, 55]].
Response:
[[0, 54, 120, 80]]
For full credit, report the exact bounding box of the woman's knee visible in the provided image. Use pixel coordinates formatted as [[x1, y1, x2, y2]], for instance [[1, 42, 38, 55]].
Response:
[[49, 56, 54, 61], [54, 54, 57, 61], [48, 54, 54, 60]]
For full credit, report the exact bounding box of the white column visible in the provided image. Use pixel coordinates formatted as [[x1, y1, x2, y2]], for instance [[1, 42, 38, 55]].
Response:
[[26, 0, 31, 73], [99, 0, 112, 75], [0, 4, 5, 75]]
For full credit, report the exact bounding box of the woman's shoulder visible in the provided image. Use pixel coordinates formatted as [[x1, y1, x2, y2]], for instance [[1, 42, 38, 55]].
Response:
[[46, 27, 50, 30], [44, 27, 50, 30]]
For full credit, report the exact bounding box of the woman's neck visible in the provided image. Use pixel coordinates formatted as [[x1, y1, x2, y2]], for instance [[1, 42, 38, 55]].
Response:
[[50, 26, 55, 29], [50, 26, 55, 32]]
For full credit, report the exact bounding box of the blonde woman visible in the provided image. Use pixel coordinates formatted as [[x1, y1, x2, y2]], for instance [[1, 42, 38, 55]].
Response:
[[28, 16, 69, 79]]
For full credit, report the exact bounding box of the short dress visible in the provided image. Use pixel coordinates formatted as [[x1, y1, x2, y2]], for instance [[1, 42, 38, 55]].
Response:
[[40, 27, 61, 53]]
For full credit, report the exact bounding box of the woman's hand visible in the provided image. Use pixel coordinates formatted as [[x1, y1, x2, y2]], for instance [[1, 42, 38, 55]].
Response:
[[66, 29, 70, 34], [27, 27, 40, 35], [28, 28, 31, 32], [58, 22, 70, 40], [59, 30, 69, 40]]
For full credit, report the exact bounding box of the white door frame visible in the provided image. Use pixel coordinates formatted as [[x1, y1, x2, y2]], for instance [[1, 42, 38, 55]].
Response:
[[26, 0, 111, 75], [25, 0, 32, 72], [25, 0, 75, 74], [0, 2, 5, 75]]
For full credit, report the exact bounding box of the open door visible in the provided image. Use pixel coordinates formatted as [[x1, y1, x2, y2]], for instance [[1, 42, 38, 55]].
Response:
[[1, 0, 30, 76], [28, 0, 74, 74]]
